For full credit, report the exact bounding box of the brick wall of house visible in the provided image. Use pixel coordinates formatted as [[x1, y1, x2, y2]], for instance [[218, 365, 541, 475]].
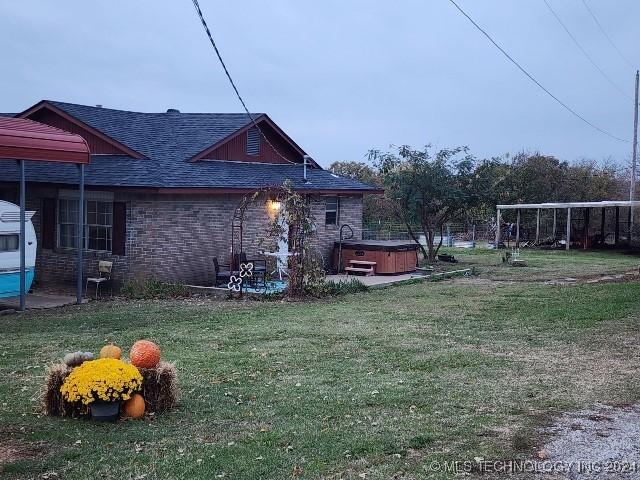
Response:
[[0, 186, 364, 288], [309, 195, 363, 270]]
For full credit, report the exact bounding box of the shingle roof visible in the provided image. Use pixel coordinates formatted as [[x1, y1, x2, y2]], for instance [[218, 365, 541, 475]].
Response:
[[47, 101, 261, 161], [0, 101, 379, 193]]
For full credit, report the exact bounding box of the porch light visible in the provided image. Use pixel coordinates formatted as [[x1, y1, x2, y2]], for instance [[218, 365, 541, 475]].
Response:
[[267, 199, 281, 214]]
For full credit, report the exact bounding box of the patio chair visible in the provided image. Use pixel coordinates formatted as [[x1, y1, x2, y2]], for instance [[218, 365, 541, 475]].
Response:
[[234, 252, 267, 287], [85, 261, 113, 299], [213, 257, 232, 287]]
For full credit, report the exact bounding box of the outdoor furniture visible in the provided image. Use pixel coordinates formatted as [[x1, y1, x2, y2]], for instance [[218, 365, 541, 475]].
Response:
[[263, 251, 294, 281], [233, 252, 267, 287], [213, 257, 232, 287], [85, 261, 113, 298]]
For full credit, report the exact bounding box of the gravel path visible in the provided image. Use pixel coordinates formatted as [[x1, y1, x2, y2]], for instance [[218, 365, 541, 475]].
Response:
[[536, 404, 640, 479]]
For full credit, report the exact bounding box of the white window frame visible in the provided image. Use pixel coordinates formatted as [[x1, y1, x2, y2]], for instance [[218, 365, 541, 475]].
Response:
[[325, 196, 339, 225], [57, 190, 114, 252]]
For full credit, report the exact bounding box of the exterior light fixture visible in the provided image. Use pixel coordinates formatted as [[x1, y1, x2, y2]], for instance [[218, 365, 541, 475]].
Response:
[[267, 199, 281, 215]]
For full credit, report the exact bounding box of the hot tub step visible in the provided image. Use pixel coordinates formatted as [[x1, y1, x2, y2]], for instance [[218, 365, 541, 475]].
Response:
[[345, 266, 375, 276], [349, 260, 377, 266]]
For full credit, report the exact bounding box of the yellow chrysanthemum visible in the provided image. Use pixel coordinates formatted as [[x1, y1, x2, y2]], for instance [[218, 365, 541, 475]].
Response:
[[61, 358, 143, 405]]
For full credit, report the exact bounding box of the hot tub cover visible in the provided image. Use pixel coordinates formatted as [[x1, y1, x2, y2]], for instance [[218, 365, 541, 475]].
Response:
[[335, 240, 420, 251]]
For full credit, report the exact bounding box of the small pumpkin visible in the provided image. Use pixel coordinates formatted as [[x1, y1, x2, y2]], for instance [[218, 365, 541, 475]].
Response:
[[99, 344, 122, 359], [130, 340, 161, 369], [63, 351, 94, 367], [122, 393, 145, 419]]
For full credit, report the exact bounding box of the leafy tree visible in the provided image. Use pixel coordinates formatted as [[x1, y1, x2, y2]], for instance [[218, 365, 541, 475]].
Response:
[[491, 152, 623, 204], [368, 145, 482, 262], [328, 161, 396, 228]]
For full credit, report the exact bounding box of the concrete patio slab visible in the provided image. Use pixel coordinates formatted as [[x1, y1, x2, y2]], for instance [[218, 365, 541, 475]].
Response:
[[0, 293, 81, 311]]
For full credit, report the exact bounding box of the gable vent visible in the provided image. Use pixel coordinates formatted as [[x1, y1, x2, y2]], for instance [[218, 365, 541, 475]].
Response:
[[246, 127, 260, 156]]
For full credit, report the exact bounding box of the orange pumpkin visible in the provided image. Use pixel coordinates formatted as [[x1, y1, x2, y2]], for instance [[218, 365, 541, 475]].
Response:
[[122, 393, 145, 419], [130, 340, 161, 368], [99, 344, 122, 359]]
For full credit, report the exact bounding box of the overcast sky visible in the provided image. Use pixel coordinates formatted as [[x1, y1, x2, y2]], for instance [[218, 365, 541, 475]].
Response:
[[1, 1, 638, 167]]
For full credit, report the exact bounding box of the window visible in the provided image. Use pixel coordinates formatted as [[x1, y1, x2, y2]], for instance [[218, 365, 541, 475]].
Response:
[[58, 198, 79, 249], [246, 127, 260, 156], [86, 200, 113, 251], [325, 196, 339, 225], [0, 234, 19, 252], [58, 199, 113, 251]]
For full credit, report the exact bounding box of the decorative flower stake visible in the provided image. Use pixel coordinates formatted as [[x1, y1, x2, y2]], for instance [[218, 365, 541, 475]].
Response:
[[239, 262, 254, 278], [227, 275, 243, 292]]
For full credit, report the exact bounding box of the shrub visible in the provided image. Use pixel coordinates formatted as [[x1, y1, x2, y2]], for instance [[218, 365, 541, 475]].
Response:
[[120, 279, 187, 300], [310, 278, 369, 297]]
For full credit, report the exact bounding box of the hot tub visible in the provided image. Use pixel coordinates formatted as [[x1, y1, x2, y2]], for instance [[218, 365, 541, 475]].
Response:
[[334, 240, 419, 275]]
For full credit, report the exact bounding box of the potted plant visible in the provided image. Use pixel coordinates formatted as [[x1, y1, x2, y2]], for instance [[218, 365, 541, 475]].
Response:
[[60, 358, 143, 422]]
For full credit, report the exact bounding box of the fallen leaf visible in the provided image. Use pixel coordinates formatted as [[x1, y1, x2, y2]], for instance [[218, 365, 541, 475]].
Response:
[[537, 449, 549, 460]]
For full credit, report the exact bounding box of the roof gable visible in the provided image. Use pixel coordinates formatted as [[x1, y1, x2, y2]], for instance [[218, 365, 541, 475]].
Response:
[[17, 101, 313, 166], [193, 115, 307, 165], [37, 101, 271, 162], [19, 101, 144, 158]]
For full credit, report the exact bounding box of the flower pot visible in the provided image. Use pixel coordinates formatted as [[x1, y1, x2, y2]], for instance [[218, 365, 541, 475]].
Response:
[[90, 400, 120, 422]]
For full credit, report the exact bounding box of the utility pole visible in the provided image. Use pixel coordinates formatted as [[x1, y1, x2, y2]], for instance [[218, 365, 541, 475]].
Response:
[[629, 70, 639, 245]]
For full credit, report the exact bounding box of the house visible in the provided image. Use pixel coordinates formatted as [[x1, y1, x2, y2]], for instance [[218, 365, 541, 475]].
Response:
[[0, 100, 380, 287]]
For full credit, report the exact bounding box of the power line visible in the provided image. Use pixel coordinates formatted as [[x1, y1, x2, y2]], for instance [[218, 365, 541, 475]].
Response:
[[543, 0, 631, 101], [446, 0, 629, 143], [580, 0, 635, 70], [190, 0, 296, 164]]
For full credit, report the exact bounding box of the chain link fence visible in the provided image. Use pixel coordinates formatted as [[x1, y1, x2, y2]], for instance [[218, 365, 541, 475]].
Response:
[[362, 221, 497, 248]]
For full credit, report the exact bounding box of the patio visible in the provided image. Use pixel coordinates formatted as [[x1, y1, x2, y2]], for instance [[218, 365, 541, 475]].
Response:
[[0, 291, 80, 311]]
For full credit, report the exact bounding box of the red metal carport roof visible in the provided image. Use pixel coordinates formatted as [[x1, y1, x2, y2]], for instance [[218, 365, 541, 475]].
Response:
[[0, 117, 90, 164]]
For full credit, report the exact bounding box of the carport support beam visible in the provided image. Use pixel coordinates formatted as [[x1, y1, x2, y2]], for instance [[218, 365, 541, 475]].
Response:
[[552, 208, 557, 240], [615, 207, 620, 245], [76, 164, 84, 305], [515, 209, 520, 248], [19, 160, 26, 311], [495, 208, 501, 247], [535, 208, 540, 244], [583, 208, 590, 250], [566, 208, 571, 250]]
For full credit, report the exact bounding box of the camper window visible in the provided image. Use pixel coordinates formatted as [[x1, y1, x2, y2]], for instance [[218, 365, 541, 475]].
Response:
[[0, 234, 19, 252]]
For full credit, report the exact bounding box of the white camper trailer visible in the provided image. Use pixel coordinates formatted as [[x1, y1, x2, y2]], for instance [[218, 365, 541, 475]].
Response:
[[0, 200, 37, 298]]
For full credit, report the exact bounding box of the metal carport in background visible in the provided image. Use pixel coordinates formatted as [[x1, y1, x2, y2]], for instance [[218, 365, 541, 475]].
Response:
[[0, 117, 90, 310], [496, 200, 640, 250]]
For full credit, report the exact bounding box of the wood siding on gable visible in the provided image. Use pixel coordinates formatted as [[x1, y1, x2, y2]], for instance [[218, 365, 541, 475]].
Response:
[[26, 109, 126, 155], [203, 122, 301, 164]]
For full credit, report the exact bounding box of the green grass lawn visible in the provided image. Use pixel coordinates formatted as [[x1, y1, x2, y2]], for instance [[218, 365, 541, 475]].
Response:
[[1, 249, 640, 479]]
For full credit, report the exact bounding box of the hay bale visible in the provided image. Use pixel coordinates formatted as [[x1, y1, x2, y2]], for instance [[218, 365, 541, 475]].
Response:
[[42, 364, 86, 417], [42, 361, 178, 417], [139, 362, 179, 413]]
